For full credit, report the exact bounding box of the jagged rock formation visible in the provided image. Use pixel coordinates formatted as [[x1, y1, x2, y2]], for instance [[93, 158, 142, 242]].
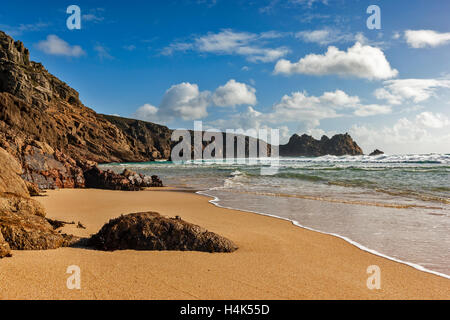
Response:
[[0, 147, 77, 258], [89, 212, 238, 253], [279, 133, 364, 157], [84, 167, 163, 191], [369, 149, 384, 156]]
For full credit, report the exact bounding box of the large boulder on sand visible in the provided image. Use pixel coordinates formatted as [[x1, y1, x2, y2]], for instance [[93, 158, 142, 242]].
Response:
[[89, 212, 238, 253]]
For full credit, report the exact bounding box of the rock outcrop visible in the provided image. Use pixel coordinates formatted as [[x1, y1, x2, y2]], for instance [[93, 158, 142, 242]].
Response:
[[0, 229, 11, 258], [0, 147, 76, 258], [279, 133, 364, 157], [84, 167, 163, 191], [89, 212, 238, 253], [369, 149, 384, 156]]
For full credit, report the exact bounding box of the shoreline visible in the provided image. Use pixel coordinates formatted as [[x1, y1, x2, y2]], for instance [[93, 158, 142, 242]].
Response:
[[196, 189, 450, 280], [1, 188, 449, 300]]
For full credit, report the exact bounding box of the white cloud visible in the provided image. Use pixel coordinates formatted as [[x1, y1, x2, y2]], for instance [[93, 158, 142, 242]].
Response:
[[133, 104, 159, 120], [350, 112, 450, 154], [0, 22, 50, 36], [295, 29, 354, 45], [415, 111, 449, 129], [82, 8, 105, 23], [161, 42, 194, 56], [213, 89, 387, 133], [36, 35, 85, 57], [123, 45, 136, 51], [268, 91, 339, 128], [82, 14, 104, 22], [133, 80, 257, 123], [94, 45, 113, 60], [293, 0, 329, 7], [212, 79, 257, 107], [353, 104, 392, 117], [274, 42, 398, 80], [158, 83, 210, 121], [374, 88, 403, 105], [320, 89, 360, 106], [405, 30, 450, 48], [375, 79, 450, 104], [163, 29, 289, 63]]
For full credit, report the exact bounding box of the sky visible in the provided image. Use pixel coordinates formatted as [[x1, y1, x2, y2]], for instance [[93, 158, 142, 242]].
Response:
[[1, 0, 449, 154]]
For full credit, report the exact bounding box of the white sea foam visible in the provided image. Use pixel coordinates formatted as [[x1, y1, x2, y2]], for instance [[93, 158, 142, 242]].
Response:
[[197, 189, 450, 280]]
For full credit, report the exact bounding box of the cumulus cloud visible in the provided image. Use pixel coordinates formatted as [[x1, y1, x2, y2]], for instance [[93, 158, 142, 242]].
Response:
[[133, 104, 159, 120], [405, 30, 450, 48], [36, 35, 85, 57], [212, 79, 257, 107], [162, 29, 289, 63], [320, 89, 360, 106], [158, 83, 210, 121], [415, 111, 449, 129], [374, 79, 450, 104], [269, 90, 389, 123], [274, 42, 398, 80], [133, 80, 257, 123], [211, 89, 391, 135], [350, 112, 450, 154]]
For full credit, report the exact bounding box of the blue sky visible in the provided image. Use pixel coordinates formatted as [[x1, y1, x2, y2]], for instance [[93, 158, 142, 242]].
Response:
[[1, 0, 449, 154]]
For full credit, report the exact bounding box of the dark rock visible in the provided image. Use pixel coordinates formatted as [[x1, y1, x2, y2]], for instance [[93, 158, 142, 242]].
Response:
[[89, 212, 238, 253], [25, 180, 42, 197], [369, 149, 384, 156], [0, 230, 11, 258], [84, 166, 163, 191], [46, 218, 75, 230], [280, 133, 364, 157]]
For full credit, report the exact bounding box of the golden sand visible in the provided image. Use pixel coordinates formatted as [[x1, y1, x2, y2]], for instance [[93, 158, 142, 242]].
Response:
[[0, 189, 448, 300]]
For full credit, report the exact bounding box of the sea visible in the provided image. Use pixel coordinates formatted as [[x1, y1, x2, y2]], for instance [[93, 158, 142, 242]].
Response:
[[100, 153, 450, 278]]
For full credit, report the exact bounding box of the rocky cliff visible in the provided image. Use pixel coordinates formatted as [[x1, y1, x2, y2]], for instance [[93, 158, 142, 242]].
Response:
[[279, 133, 363, 157], [0, 31, 168, 189]]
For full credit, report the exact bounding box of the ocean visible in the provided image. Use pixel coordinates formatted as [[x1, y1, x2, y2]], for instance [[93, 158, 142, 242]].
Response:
[[100, 153, 450, 278]]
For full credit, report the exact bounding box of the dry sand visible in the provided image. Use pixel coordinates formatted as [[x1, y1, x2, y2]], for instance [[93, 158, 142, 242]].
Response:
[[0, 188, 448, 300]]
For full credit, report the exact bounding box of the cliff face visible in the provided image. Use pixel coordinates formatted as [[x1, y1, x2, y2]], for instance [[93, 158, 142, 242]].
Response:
[[102, 115, 173, 161], [0, 31, 171, 189], [279, 133, 363, 157]]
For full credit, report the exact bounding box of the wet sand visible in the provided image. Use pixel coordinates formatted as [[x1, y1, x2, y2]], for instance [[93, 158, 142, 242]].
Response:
[[0, 189, 448, 300]]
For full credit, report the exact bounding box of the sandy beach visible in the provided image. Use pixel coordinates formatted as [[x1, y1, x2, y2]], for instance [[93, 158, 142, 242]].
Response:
[[0, 188, 448, 300]]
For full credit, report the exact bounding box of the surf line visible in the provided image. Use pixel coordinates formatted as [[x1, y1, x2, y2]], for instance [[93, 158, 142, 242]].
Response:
[[196, 189, 450, 280]]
